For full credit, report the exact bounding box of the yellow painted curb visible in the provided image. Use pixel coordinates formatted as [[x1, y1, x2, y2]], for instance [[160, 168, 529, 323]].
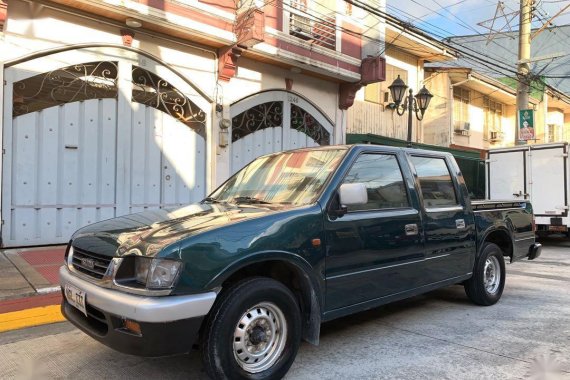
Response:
[[0, 305, 65, 333]]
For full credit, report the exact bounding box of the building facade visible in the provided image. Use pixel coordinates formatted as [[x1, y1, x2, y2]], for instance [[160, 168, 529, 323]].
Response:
[[347, 24, 454, 142], [0, 0, 384, 246], [422, 67, 570, 150]]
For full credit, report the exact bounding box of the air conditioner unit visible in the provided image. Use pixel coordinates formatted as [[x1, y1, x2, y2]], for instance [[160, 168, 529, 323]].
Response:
[[290, 13, 312, 40], [489, 130, 503, 142], [454, 122, 470, 136]]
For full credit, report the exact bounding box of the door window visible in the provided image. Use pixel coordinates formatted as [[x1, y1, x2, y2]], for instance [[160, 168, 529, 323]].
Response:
[[342, 154, 409, 211], [410, 156, 458, 207]]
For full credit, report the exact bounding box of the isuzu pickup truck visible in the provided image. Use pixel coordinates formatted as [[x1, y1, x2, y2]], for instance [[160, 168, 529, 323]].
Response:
[[60, 145, 541, 380]]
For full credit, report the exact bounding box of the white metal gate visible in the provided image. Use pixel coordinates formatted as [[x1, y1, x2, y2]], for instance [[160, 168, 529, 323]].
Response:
[[2, 48, 209, 246], [229, 90, 333, 174]]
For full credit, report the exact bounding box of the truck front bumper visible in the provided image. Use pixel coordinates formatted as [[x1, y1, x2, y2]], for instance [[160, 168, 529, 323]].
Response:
[[60, 266, 217, 357]]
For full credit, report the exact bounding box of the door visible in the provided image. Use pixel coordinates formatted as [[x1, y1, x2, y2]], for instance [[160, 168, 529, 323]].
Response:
[[325, 152, 424, 311], [488, 148, 528, 200], [529, 144, 568, 218], [408, 155, 475, 283], [229, 91, 333, 174], [2, 50, 209, 246]]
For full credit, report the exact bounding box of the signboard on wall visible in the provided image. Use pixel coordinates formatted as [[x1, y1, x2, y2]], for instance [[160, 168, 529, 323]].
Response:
[[519, 109, 535, 141]]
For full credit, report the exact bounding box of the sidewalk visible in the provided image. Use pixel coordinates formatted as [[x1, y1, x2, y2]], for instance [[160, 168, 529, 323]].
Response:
[[0, 246, 66, 332]]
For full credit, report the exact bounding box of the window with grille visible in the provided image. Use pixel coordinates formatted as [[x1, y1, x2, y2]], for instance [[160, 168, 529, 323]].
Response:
[[453, 87, 470, 131], [547, 124, 561, 143], [483, 96, 503, 140]]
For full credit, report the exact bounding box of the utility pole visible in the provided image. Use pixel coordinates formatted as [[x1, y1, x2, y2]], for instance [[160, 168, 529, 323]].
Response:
[[516, 0, 532, 144]]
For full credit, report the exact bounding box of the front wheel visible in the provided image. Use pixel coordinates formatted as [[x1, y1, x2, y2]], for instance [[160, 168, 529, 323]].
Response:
[[201, 277, 302, 380], [464, 243, 506, 306]]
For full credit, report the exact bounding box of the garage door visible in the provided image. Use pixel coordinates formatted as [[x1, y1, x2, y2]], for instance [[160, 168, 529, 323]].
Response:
[[229, 90, 333, 174], [2, 49, 208, 246]]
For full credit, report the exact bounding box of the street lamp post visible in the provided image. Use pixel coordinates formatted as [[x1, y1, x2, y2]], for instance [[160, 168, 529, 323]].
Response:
[[388, 75, 433, 148]]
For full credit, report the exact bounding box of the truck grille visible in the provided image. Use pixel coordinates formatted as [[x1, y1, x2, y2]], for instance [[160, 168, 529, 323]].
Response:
[[71, 247, 112, 280]]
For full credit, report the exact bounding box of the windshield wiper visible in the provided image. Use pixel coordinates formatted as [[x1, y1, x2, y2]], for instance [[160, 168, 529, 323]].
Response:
[[232, 196, 272, 205], [202, 196, 223, 204]]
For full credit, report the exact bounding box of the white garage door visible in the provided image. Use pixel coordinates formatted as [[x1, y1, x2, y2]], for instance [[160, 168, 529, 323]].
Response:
[[229, 90, 333, 174], [2, 50, 208, 246]]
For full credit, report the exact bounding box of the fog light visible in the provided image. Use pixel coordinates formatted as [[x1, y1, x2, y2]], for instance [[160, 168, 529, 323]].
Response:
[[123, 319, 142, 335]]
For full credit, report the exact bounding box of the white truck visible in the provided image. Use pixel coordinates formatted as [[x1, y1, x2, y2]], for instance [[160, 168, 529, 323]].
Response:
[[487, 142, 569, 237]]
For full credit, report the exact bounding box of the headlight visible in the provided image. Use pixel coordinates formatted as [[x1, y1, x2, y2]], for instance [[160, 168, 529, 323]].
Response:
[[148, 259, 182, 288], [132, 257, 182, 289]]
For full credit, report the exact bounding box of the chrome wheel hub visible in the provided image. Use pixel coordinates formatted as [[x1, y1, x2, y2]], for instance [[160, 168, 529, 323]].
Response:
[[484, 256, 501, 294], [233, 302, 287, 373]]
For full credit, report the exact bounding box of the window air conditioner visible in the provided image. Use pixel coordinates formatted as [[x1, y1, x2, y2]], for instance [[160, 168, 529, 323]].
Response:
[[290, 13, 312, 40], [454, 122, 470, 136]]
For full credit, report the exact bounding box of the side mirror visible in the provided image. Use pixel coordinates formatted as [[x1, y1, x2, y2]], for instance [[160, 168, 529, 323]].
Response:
[[339, 183, 368, 206]]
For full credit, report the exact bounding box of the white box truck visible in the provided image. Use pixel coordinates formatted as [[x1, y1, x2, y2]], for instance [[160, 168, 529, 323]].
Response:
[[487, 142, 569, 237]]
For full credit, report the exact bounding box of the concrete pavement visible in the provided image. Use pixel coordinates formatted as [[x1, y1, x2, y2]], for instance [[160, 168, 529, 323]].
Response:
[[0, 238, 568, 379]]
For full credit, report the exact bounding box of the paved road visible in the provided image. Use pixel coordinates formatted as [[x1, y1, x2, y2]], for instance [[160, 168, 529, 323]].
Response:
[[1, 239, 569, 379]]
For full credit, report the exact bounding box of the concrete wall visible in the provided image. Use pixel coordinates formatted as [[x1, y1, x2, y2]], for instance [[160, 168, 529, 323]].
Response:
[[422, 72, 451, 146]]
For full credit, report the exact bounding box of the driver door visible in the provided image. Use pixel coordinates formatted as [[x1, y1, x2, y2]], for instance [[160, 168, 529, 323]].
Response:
[[324, 152, 425, 311]]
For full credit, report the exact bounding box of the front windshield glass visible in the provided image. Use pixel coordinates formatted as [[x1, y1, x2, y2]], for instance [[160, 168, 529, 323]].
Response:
[[210, 149, 347, 206]]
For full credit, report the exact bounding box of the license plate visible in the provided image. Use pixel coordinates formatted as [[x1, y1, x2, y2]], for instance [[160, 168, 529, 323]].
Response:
[[548, 225, 568, 232], [65, 284, 87, 317]]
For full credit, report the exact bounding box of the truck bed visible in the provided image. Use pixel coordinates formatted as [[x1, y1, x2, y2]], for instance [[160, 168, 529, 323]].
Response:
[[471, 200, 528, 211]]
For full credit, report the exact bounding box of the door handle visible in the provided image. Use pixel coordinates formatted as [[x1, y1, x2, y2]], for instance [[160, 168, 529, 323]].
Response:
[[405, 224, 418, 236]]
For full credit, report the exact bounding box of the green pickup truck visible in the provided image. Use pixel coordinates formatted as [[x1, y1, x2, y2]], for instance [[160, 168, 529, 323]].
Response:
[[60, 145, 541, 379]]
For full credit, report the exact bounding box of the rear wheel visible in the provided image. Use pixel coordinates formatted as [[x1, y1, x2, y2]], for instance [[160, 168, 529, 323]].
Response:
[[201, 277, 301, 380], [464, 243, 506, 306]]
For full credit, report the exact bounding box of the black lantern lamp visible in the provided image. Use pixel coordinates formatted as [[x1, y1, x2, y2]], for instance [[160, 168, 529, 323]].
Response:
[[415, 86, 433, 117], [388, 75, 433, 147], [388, 75, 408, 105]]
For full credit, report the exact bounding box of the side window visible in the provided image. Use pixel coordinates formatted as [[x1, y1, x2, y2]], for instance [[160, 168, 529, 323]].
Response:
[[343, 154, 409, 211], [410, 156, 458, 207]]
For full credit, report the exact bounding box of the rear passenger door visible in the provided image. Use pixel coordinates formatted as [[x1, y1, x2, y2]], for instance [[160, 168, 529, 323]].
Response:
[[408, 154, 476, 283], [325, 152, 425, 311]]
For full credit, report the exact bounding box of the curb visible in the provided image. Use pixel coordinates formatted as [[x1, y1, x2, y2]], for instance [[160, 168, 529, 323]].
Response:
[[0, 292, 64, 333]]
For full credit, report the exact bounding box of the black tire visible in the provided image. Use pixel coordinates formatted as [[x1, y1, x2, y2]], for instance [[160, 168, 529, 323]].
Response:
[[201, 277, 302, 380], [464, 243, 506, 306]]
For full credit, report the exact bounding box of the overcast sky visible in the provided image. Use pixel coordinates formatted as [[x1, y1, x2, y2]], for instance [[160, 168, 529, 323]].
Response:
[[387, 0, 570, 38]]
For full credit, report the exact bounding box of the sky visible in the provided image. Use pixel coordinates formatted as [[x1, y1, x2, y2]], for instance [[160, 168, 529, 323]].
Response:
[[386, 0, 570, 39]]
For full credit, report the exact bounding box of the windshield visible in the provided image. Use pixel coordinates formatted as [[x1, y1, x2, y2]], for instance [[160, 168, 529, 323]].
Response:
[[209, 149, 346, 206]]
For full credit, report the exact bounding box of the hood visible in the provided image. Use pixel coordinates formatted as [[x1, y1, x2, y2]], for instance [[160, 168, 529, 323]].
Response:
[[71, 202, 285, 257]]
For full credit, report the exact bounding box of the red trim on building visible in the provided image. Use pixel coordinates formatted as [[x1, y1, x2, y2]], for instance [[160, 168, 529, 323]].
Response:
[[138, 0, 234, 32], [218, 46, 243, 81], [197, 0, 235, 14], [0, 0, 7, 31], [341, 21, 361, 60], [271, 39, 360, 74]]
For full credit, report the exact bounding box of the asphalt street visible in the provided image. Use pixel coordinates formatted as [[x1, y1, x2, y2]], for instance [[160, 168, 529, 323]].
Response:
[[1, 238, 569, 379]]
